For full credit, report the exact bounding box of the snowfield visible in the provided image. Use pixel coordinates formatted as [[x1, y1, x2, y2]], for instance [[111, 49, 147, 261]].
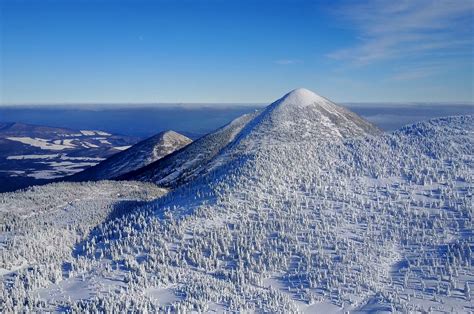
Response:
[[6, 154, 105, 161], [80, 130, 112, 136], [0, 89, 472, 313], [6, 137, 76, 151]]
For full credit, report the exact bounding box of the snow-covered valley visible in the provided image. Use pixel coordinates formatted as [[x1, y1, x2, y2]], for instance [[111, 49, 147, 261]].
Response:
[[0, 89, 472, 313], [0, 123, 139, 192]]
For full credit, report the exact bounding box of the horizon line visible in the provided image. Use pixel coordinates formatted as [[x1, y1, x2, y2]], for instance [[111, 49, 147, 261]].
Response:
[[0, 101, 473, 108]]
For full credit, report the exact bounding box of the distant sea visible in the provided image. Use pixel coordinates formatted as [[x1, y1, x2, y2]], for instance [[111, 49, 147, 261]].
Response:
[[0, 103, 472, 139]]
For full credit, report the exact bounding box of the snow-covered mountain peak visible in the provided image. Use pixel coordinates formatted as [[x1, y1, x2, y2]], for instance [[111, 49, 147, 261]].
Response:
[[276, 87, 328, 108], [122, 89, 380, 186], [161, 130, 183, 138], [267, 88, 377, 132], [153, 130, 190, 145], [66, 130, 191, 182], [233, 88, 381, 147], [152, 130, 192, 159]]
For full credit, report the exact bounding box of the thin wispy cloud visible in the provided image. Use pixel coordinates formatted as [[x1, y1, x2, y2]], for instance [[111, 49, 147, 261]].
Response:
[[389, 65, 441, 81], [328, 0, 474, 66]]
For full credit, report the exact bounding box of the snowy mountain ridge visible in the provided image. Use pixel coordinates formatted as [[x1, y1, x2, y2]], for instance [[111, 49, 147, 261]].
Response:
[[121, 111, 260, 187], [67, 130, 191, 181]]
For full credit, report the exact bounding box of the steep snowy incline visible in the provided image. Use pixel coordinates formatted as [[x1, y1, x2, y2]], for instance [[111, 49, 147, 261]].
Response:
[[121, 111, 259, 187], [108, 114, 470, 313], [196, 88, 382, 176], [66, 131, 191, 181]]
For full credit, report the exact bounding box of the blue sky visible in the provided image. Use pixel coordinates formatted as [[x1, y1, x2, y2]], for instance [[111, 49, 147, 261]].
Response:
[[0, 0, 473, 104]]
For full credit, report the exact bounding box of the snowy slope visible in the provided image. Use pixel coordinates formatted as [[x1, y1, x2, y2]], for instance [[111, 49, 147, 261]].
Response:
[[115, 112, 471, 313], [0, 181, 166, 305], [121, 111, 260, 187], [66, 130, 191, 181], [1, 89, 472, 313]]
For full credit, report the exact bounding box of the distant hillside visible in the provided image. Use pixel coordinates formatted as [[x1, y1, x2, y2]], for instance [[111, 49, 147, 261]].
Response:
[[0, 122, 139, 192], [67, 130, 192, 181]]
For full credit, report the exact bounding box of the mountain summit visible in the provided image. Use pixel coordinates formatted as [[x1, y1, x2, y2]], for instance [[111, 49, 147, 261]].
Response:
[[237, 88, 381, 143], [123, 89, 380, 186], [272, 87, 331, 109]]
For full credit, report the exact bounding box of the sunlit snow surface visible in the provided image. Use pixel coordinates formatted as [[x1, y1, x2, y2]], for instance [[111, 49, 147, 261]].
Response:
[[0, 90, 472, 313]]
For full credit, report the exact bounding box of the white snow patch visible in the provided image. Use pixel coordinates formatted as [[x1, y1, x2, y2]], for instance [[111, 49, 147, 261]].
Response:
[[6, 137, 76, 150], [80, 130, 111, 136], [114, 145, 132, 151]]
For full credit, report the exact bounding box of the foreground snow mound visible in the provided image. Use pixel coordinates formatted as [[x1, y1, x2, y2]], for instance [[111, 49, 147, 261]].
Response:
[[67, 130, 191, 181], [0, 88, 472, 313]]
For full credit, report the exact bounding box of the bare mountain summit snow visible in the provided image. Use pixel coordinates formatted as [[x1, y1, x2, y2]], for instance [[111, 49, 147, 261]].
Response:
[[237, 88, 381, 142]]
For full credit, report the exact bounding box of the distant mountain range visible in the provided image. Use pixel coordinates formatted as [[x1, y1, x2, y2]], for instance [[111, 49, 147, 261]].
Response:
[[0, 122, 139, 192]]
